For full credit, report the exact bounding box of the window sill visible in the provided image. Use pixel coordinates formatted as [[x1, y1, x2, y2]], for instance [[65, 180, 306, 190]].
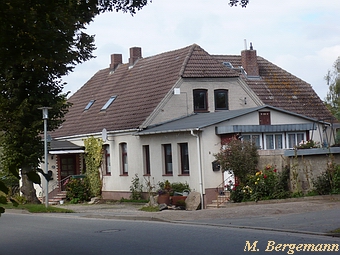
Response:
[[143, 174, 151, 177], [178, 174, 190, 176], [194, 110, 209, 113], [103, 173, 111, 176], [162, 174, 173, 176], [120, 174, 129, 176]]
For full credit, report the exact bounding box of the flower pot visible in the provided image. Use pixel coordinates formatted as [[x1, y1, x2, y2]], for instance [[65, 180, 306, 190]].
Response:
[[171, 196, 187, 206], [157, 193, 170, 205]]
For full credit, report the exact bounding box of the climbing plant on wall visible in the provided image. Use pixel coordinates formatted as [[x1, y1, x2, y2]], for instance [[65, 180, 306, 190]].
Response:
[[83, 137, 103, 197]]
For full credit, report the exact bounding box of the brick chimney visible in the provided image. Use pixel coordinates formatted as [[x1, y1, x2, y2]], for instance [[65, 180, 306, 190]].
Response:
[[241, 43, 259, 77], [110, 54, 122, 70], [129, 47, 142, 66]]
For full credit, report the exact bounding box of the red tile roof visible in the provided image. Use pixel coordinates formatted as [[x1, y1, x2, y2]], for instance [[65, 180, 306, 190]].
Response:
[[53, 44, 239, 138], [52, 44, 336, 139], [212, 55, 335, 122]]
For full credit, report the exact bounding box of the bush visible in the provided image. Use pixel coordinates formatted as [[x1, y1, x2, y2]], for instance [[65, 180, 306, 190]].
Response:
[[312, 158, 340, 195], [215, 137, 259, 185], [65, 177, 91, 203], [130, 174, 144, 200], [170, 182, 190, 196], [228, 165, 291, 202]]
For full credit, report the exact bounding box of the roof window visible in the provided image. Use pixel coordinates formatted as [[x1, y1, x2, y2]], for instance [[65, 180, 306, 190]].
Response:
[[101, 96, 117, 111], [84, 100, 95, 111]]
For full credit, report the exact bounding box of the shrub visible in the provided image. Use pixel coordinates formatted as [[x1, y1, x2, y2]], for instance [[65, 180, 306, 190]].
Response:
[[312, 159, 340, 195], [130, 174, 144, 200], [66, 178, 91, 203], [228, 164, 291, 202], [170, 182, 190, 196], [215, 137, 259, 185]]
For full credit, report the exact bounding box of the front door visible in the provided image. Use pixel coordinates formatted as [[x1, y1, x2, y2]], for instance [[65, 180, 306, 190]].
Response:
[[59, 154, 77, 180]]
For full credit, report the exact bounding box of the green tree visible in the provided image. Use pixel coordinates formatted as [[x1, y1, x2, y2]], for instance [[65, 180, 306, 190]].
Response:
[[229, 0, 249, 7], [0, 0, 150, 209], [214, 137, 259, 185], [324, 57, 340, 120]]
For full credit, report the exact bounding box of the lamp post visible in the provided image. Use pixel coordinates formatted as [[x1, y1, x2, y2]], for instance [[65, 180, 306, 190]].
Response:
[[38, 107, 52, 207]]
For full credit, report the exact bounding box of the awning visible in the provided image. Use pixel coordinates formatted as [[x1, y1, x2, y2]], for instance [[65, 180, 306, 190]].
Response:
[[49, 150, 84, 155], [216, 123, 317, 135]]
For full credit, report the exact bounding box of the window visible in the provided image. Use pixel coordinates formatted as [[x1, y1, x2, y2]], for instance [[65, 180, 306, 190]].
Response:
[[103, 145, 111, 175], [259, 111, 271, 125], [242, 134, 261, 149], [143, 145, 150, 175], [193, 89, 208, 112], [179, 143, 189, 175], [287, 133, 305, 149], [120, 143, 128, 175], [84, 100, 95, 111], [163, 144, 173, 175], [265, 134, 283, 150], [101, 96, 117, 111], [214, 90, 228, 110]]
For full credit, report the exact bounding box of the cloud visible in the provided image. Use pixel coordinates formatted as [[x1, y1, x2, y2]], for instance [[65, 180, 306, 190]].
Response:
[[63, 0, 340, 101]]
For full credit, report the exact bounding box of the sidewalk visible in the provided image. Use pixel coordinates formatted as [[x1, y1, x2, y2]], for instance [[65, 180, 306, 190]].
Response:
[[55, 195, 340, 236]]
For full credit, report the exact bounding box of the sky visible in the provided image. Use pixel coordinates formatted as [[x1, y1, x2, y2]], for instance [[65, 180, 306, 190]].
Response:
[[63, 0, 340, 100]]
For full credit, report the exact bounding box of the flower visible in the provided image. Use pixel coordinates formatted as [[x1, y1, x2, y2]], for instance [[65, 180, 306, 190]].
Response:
[[264, 175, 267, 179], [157, 180, 172, 195]]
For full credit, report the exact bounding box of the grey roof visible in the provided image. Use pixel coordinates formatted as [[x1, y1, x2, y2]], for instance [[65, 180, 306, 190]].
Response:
[[49, 140, 84, 151], [136, 105, 324, 135]]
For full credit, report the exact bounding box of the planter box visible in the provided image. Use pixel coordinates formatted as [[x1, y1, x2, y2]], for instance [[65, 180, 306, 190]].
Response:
[[284, 147, 340, 157], [157, 194, 170, 205], [171, 196, 187, 206]]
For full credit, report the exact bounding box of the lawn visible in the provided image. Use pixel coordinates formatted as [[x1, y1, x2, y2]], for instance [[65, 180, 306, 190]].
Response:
[[2, 203, 74, 213]]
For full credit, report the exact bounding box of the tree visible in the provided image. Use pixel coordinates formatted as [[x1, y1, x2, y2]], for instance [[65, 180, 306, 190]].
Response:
[[0, 0, 151, 209], [324, 57, 340, 120], [229, 0, 250, 7], [214, 137, 259, 185]]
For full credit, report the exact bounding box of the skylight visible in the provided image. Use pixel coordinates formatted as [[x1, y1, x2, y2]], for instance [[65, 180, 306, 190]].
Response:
[[101, 96, 117, 111], [84, 100, 95, 110]]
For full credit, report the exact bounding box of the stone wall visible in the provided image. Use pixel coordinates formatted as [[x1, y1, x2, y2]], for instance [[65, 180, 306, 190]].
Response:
[[258, 148, 340, 193]]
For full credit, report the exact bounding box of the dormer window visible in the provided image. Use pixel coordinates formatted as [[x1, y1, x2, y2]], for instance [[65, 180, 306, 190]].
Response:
[[84, 100, 95, 111], [101, 96, 117, 111]]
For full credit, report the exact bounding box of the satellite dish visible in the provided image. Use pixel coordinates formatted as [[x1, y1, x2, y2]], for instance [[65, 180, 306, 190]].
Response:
[[101, 128, 107, 142]]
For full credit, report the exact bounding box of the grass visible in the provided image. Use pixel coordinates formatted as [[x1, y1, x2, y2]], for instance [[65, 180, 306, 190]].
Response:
[[2, 203, 74, 213], [119, 198, 149, 203], [139, 205, 159, 212], [329, 228, 340, 234]]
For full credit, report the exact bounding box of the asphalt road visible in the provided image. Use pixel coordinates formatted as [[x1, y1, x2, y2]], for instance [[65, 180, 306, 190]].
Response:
[[1, 212, 339, 255]]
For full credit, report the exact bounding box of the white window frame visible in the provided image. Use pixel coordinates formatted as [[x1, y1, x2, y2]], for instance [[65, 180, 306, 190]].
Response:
[[242, 134, 262, 149], [264, 133, 284, 150], [287, 132, 305, 149]]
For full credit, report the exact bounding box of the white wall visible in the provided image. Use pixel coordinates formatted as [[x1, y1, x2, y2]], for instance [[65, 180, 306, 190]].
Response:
[[146, 77, 262, 127]]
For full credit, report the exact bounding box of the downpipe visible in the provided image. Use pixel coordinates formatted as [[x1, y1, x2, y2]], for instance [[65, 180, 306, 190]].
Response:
[[190, 129, 204, 209]]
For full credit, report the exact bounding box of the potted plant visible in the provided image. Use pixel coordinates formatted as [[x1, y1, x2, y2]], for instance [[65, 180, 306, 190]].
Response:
[[170, 182, 190, 206], [157, 180, 171, 205]]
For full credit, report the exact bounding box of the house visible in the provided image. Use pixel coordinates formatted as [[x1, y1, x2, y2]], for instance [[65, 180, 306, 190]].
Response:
[[43, 43, 336, 207]]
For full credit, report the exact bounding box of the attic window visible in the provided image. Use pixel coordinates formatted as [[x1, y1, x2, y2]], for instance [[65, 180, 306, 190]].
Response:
[[101, 96, 117, 111], [84, 100, 95, 110]]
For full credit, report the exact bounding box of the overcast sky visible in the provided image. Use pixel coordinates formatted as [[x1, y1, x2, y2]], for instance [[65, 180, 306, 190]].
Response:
[[63, 0, 340, 100]]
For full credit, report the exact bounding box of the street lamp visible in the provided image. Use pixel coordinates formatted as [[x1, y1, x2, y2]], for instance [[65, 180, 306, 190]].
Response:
[[38, 107, 52, 207]]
